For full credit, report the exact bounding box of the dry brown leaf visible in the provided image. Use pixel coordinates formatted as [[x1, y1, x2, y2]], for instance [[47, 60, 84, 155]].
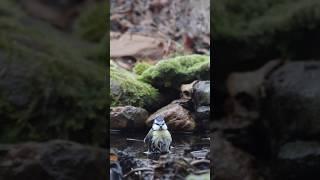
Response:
[[110, 33, 166, 60]]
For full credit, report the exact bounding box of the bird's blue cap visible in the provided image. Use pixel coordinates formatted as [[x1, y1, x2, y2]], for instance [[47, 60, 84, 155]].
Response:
[[154, 116, 165, 124]]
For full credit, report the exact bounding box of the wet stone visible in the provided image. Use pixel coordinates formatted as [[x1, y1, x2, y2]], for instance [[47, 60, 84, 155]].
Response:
[[146, 103, 196, 131], [192, 80, 210, 130], [110, 106, 149, 130]]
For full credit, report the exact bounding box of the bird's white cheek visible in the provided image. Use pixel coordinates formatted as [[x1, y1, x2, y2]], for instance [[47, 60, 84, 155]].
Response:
[[162, 124, 168, 130], [152, 124, 159, 130]]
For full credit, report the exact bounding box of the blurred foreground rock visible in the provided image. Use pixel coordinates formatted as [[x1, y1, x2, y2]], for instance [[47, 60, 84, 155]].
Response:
[[265, 61, 320, 151], [213, 133, 258, 180], [0, 0, 105, 144], [274, 141, 320, 180], [214, 0, 320, 71], [225, 60, 282, 122], [0, 140, 106, 180]]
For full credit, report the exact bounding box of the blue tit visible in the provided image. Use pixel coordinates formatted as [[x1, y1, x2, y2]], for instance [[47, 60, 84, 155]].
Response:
[[144, 116, 172, 154]]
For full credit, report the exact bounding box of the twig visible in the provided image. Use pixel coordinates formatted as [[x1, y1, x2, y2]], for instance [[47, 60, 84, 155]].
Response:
[[123, 167, 154, 178], [193, 169, 210, 175], [126, 138, 144, 142]]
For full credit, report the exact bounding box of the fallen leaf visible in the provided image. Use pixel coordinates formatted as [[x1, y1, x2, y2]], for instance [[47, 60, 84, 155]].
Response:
[[110, 33, 166, 60]]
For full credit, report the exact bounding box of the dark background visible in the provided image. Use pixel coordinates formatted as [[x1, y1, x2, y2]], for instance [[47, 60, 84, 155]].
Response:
[[1, 0, 320, 179], [0, 0, 107, 179], [212, 0, 320, 179]]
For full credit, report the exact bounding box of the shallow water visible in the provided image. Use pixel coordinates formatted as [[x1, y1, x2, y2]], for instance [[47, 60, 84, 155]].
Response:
[[110, 130, 210, 160]]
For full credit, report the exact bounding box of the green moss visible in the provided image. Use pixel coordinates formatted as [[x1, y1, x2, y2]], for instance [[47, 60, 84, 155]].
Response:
[[213, 0, 320, 61], [139, 55, 210, 89], [133, 62, 152, 75], [75, 2, 108, 42], [110, 62, 159, 108], [0, 1, 106, 145], [85, 35, 107, 64]]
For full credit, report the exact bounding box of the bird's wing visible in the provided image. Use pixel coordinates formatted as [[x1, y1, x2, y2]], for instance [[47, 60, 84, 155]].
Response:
[[144, 128, 153, 144]]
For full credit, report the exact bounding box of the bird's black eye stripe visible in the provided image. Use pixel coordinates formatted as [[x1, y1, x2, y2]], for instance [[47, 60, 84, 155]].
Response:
[[155, 123, 163, 126]]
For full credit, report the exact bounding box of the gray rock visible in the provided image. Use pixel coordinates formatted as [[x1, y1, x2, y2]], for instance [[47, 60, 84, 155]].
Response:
[[110, 106, 149, 130], [192, 81, 210, 129], [180, 80, 210, 120], [0, 140, 106, 180], [264, 61, 320, 150], [193, 81, 210, 107], [226, 60, 281, 119]]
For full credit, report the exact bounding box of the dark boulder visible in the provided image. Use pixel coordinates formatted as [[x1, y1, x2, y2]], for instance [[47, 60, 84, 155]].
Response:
[[264, 61, 320, 151], [0, 140, 107, 180], [0, 0, 106, 144], [213, 133, 259, 180]]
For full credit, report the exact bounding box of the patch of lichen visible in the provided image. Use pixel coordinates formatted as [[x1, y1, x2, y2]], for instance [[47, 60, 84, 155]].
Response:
[[110, 61, 159, 108], [138, 55, 210, 89], [0, 1, 106, 145], [75, 2, 108, 42]]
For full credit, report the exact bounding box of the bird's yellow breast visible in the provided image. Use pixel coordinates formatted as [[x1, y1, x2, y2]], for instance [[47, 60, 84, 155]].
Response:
[[152, 130, 172, 140], [150, 130, 172, 152]]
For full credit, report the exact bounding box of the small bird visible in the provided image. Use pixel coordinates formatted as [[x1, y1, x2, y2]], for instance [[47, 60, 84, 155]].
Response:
[[144, 116, 172, 154]]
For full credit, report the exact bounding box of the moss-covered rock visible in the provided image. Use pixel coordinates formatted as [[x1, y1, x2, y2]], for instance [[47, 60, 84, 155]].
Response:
[[110, 61, 159, 109], [213, 0, 320, 68], [74, 2, 108, 42], [133, 62, 152, 75], [139, 55, 210, 89], [85, 35, 107, 63], [0, 1, 106, 144]]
